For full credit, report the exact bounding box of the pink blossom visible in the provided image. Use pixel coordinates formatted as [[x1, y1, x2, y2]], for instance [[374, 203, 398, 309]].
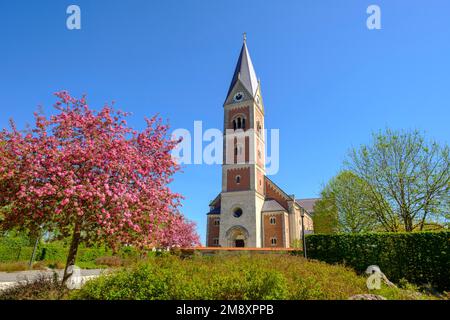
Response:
[[0, 91, 199, 250]]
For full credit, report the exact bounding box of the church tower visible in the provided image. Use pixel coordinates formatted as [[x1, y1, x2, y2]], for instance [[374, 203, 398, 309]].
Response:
[[218, 35, 266, 247], [205, 35, 316, 248]]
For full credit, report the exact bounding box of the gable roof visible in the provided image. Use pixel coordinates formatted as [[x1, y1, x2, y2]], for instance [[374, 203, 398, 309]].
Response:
[[262, 199, 286, 212], [264, 176, 315, 218]]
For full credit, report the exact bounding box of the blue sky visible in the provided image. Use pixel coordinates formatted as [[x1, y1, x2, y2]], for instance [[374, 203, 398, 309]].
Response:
[[1, 1, 449, 243]]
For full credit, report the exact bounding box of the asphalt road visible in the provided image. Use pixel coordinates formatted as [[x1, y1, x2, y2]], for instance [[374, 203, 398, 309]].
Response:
[[0, 269, 104, 283]]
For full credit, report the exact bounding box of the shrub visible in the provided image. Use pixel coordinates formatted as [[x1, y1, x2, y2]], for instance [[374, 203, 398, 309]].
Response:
[[0, 262, 29, 272], [0, 261, 48, 272], [47, 261, 65, 270], [31, 261, 47, 270], [0, 254, 432, 300], [73, 254, 405, 300], [306, 231, 450, 291], [95, 256, 123, 267]]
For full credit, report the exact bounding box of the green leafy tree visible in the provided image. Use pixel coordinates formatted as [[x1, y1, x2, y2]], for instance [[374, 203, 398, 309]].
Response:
[[347, 128, 450, 232], [312, 195, 338, 234], [314, 171, 378, 233]]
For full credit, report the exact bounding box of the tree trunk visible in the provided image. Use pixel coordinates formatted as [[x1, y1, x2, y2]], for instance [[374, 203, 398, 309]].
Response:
[[28, 234, 40, 269], [419, 209, 429, 231], [62, 221, 82, 285], [404, 215, 413, 232]]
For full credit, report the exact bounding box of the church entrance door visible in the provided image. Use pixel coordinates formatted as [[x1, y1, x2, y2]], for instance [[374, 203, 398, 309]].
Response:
[[235, 239, 245, 247], [226, 226, 249, 247]]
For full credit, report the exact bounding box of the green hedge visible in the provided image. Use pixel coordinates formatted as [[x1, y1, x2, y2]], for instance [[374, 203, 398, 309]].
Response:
[[37, 244, 111, 262], [0, 239, 108, 265], [305, 231, 450, 290], [0, 237, 34, 262], [1, 238, 141, 268]]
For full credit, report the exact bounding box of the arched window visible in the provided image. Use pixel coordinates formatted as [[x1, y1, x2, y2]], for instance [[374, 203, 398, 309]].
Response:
[[235, 175, 241, 184], [232, 115, 247, 131], [270, 237, 277, 246], [269, 216, 276, 225]]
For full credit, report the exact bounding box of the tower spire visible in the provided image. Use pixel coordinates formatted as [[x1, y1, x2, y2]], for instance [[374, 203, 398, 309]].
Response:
[[225, 34, 258, 100]]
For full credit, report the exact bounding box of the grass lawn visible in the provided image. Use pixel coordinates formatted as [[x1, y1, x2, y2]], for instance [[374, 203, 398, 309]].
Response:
[[0, 253, 441, 300], [70, 253, 436, 300]]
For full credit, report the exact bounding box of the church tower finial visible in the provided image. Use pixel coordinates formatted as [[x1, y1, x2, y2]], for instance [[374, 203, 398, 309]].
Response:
[[243, 32, 247, 43]]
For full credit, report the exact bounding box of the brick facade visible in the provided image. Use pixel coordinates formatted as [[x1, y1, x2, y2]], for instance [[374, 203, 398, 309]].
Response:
[[256, 138, 264, 168], [207, 215, 220, 247], [256, 169, 264, 195], [226, 167, 250, 191], [263, 213, 285, 247], [227, 106, 250, 130]]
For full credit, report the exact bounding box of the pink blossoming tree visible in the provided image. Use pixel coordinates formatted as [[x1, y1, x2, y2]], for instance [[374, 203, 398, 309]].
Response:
[[0, 91, 199, 283]]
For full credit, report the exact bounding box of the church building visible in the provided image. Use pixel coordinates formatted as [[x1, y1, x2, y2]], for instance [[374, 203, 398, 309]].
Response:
[[206, 36, 317, 248]]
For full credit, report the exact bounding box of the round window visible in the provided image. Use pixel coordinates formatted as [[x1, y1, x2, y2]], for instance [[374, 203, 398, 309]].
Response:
[[233, 208, 243, 218], [233, 92, 244, 102]]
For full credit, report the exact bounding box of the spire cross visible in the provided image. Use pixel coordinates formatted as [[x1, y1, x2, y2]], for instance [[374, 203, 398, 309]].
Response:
[[243, 32, 247, 43]]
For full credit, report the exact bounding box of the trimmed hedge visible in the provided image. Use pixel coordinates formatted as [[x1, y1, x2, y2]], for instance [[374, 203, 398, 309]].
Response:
[[0, 239, 107, 266], [0, 237, 34, 262], [1, 237, 142, 269], [37, 244, 113, 268], [305, 231, 450, 290]]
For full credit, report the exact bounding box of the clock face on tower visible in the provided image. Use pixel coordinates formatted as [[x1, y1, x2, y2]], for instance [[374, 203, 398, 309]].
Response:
[[233, 92, 244, 102]]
